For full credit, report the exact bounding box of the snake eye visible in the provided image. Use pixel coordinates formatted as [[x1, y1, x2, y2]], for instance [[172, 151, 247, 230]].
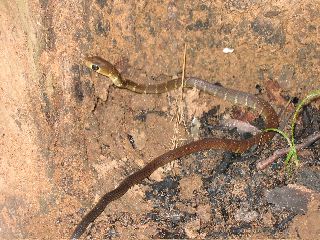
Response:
[[92, 64, 100, 71]]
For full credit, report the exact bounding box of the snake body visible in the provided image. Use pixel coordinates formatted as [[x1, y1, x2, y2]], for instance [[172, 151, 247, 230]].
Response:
[[71, 56, 278, 239]]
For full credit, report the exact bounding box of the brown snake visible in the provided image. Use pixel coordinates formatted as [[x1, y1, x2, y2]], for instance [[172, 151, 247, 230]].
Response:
[[71, 56, 279, 239]]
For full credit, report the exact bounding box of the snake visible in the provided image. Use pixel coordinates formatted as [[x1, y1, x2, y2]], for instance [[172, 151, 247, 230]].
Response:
[[71, 56, 279, 239]]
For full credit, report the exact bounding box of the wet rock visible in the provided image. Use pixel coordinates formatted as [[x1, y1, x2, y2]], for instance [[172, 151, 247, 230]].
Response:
[[265, 186, 311, 214], [297, 169, 320, 192]]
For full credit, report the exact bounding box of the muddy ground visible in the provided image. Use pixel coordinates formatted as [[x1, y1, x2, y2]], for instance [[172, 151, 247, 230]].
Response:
[[0, 1, 319, 239]]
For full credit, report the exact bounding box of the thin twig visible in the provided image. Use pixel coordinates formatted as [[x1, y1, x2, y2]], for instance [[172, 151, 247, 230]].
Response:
[[181, 43, 187, 93], [256, 132, 320, 170], [171, 44, 187, 149]]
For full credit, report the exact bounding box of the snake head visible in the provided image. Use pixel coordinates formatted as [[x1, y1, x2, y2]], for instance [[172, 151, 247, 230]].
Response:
[[84, 56, 124, 87]]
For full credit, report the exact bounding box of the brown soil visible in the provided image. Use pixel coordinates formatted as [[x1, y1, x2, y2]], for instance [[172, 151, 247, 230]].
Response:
[[0, 1, 319, 239]]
